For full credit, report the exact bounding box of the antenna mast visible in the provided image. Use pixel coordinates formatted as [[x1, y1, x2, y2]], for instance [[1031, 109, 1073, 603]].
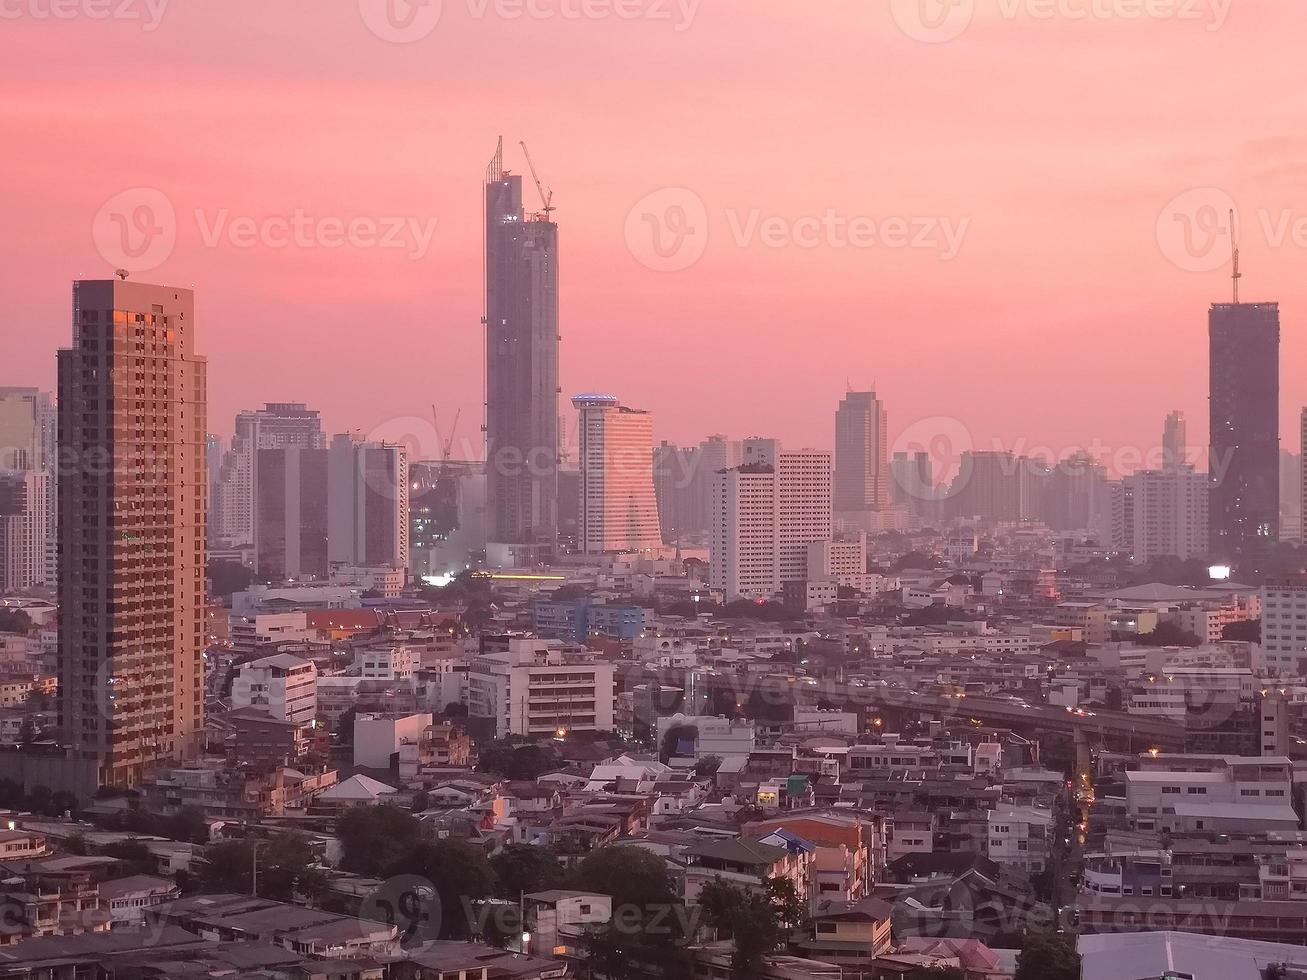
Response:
[[1230, 208, 1242, 304]]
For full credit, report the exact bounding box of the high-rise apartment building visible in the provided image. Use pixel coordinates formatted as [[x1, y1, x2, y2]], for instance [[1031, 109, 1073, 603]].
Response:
[[59, 279, 206, 788], [1209, 301, 1279, 567], [834, 391, 889, 512], [0, 388, 56, 590], [327, 434, 409, 570], [254, 445, 328, 581], [572, 395, 662, 554], [484, 140, 559, 562], [710, 439, 832, 600], [1122, 467, 1209, 563], [1262, 575, 1307, 675], [654, 434, 740, 545], [214, 403, 324, 549]]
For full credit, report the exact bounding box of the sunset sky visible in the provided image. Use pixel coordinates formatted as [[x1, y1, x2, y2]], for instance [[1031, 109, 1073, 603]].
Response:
[[4, 0, 1306, 474]]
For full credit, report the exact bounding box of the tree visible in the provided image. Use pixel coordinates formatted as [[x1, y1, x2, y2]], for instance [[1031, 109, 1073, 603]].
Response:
[[198, 833, 325, 903], [489, 843, 563, 899], [695, 877, 799, 978], [390, 839, 496, 939], [904, 969, 966, 980], [207, 560, 255, 598], [1223, 618, 1261, 643], [1014, 932, 1080, 980], [567, 845, 677, 912], [338, 805, 422, 876], [1135, 621, 1201, 648], [442, 701, 469, 718], [476, 740, 557, 780], [694, 755, 723, 779], [0, 609, 32, 635], [660, 724, 698, 764], [335, 707, 358, 746], [102, 840, 153, 876]]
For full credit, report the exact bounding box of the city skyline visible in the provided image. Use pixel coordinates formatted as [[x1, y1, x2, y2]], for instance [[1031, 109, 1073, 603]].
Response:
[[5, 4, 1307, 462]]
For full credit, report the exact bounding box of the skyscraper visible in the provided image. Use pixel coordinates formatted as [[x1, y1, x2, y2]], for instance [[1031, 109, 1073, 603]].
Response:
[[0, 387, 55, 590], [572, 394, 662, 554], [1163, 410, 1188, 471], [254, 444, 328, 581], [59, 279, 206, 788], [710, 439, 832, 600], [214, 402, 325, 550], [834, 391, 889, 513], [484, 140, 559, 563], [327, 434, 409, 570], [1209, 301, 1280, 566]]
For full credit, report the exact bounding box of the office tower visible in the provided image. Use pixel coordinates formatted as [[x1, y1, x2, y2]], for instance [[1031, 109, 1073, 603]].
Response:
[[1281, 448, 1302, 544], [572, 395, 662, 554], [327, 434, 409, 570], [654, 435, 741, 545], [484, 140, 559, 562], [255, 445, 328, 581], [946, 451, 1040, 523], [1045, 451, 1109, 532], [1209, 301, 1279, 566], [1122, 468, 1209, 562], [214, 403, 325, 549], [710, 439, 832, 599], [1163, 410, 1188, 471], [891, 451, 933, 505], [834, 391, 889, 512], [59, 279, 206, 788], [0, 388, 55, 590]]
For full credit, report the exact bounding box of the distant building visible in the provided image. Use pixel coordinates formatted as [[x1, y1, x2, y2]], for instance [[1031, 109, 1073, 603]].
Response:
[[467, 637, 615, 737], [572, 395, 662, 554], [834, 391, 889, 512], [254, 445, 328, 581], [327, 434, 408, 571], [1209, 301, 1279, 567], [710, 439, 832, 601], [0, 387, 55, 590]]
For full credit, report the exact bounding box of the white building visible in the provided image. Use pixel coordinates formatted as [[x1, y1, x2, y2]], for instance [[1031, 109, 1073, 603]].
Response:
[[0, 387, 55, 590], [1121, 468, 1208, 563], [807, 534, 868, 590], [573, 394, 662, 554], [1262, 574, 1307, 674], [987, 806, 1052, 873], [710, 439, 833, 601], [231, 652, 318, 726], [353, 712, 432, 769], [229, 612, 315, 656], [467, 638, 615, 737], [1125, 754, 1298, 834], [354, 645, 416, 680]]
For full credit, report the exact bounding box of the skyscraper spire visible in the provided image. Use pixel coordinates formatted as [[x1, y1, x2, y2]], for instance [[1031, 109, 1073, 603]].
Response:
[[1231, 208, 1242, 304]]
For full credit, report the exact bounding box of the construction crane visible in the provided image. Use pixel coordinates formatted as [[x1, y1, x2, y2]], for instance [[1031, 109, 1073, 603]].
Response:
[[519, 140, 555, 220]]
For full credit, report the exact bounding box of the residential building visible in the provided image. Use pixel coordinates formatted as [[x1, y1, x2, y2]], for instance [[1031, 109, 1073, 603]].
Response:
[[231, 653, 317, 726], [0, 388, 55, 590], [467, 637, 615, 737], [572, 394, 662, 554], [327, 434, 409, 571], [59, 279, 206, 789]]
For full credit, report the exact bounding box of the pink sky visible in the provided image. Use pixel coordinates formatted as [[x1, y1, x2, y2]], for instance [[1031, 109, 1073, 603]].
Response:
[[3, 0, 1306, 474]]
